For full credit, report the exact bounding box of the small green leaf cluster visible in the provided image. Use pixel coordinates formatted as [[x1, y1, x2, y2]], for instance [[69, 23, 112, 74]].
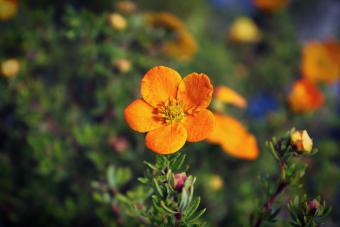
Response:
[[93, 153, 206, 226], [288, 195, 332, 227], [252, 129, 331, 227]]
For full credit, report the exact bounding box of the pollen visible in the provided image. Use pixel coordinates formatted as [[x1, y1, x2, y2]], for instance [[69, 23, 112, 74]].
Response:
[[158, 98, 185, 124]]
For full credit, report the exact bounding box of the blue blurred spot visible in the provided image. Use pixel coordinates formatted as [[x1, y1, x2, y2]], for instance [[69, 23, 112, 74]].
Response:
[[247, 94, 278, 119], [209, 0, 254, 13]]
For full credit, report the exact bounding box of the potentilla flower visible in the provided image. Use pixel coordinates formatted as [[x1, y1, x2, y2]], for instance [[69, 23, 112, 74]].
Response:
[[302, 41, 339, 84], [215, 86, 247, 108], [0, 0, 18, 21], [207, 86, 259, 160], [208, 114, 259, 160], [145, 12, 197, 61], [290, 130, 313, 154], [288, 79, 324, 113], [124, 66, 215, 154], [108, 13, 127, 31], [253, 0, 289, 12], [228, 17, 262, 43], [1, 58, 20, 77]]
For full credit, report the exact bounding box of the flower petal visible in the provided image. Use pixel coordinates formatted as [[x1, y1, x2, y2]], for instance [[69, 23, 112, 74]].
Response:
[[177, 73, 213, 113], [145, 124, 187, 154], [207, 114, 259, 160], [141, 66, 182, 107], [183, 109, 215, 142], [124, 99, 163, 132], [215, 86, 247, 108]]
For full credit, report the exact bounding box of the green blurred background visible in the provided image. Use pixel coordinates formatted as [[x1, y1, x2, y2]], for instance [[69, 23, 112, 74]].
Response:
[[0, 0, 339, 226]]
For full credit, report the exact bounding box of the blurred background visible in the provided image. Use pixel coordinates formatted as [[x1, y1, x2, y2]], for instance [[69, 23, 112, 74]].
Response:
[[0, 0, 339, 226]]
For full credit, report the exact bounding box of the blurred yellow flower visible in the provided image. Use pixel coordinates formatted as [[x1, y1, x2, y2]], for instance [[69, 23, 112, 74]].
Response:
[[0, 0, 18, 21], [115, 58, 131, 73], [302, 41, 339, 84], [290, 130, 313, 154], [253, 0, 289, 12], [108, 13, 127, 31], [228, 17, 262, 43], [145, 12, 197, 61], [288, 79, 324, 113], [209, 175, 224, 191], [208, 86, 259, 160], [115, 1, 136, 13], [1, 58, 20, 77]]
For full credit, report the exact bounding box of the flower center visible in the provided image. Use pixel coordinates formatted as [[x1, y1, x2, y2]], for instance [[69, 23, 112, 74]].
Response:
[[158, 98, 185, 124]]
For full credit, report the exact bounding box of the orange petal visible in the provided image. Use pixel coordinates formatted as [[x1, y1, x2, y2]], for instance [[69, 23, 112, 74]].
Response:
[[141, 66, 182, 107], [288, 79, 324, 113], [302, 42, 338, 84], [207, 114, 259, 160], [145, 124, 187, 154], [177, 73, 213, 113], [215, 86, 247, 108], [124, 99, 163, 132], [183, 109, 215, 142]]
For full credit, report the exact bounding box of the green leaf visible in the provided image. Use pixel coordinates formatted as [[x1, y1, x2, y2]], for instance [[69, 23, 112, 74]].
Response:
[[153, 178, 164, 197], [160, 200, 178, 214], [187, 208, 206, 223]]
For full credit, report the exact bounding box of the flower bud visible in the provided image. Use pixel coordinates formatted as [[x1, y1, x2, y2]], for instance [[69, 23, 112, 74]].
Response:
[[108, 136, 129, 153], [290, 130, 313, 154], [307, 199, 320, 216], [173, 172, 187, 191], [108, 13, 127, 31], [1, 58, 20, 77]]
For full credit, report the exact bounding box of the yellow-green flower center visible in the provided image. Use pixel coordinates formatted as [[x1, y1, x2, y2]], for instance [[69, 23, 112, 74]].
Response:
[[158, 99, 185, 124]]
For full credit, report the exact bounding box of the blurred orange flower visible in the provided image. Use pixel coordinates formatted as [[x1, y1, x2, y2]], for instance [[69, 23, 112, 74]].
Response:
[[124, 66, 214, 154], [253, 0, 289, 12], [288, 79, 324, 113], [228, 17, 262, 43], [215, 85, 247, 108], [0, 0, 18, 21], [302, 41, 340, 84], [208, 86, 259, 160], [145, 12, 197, 61], [115, 1, 136, 13]]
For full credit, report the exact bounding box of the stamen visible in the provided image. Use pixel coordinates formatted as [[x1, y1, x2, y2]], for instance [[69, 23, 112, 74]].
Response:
[[157, 98, 185, 124]]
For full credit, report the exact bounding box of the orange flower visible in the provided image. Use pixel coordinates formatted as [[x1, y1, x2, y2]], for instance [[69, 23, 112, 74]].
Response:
[[208, 86, 259, 160], [253, 0, 289, 11], [208, 114, 259, 160], [215, 85, 247, 108], [302, 41, 339, 84], [288, 79, 324, 113], [145, 12, 197, 61], [124, 66, 214, 154]]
